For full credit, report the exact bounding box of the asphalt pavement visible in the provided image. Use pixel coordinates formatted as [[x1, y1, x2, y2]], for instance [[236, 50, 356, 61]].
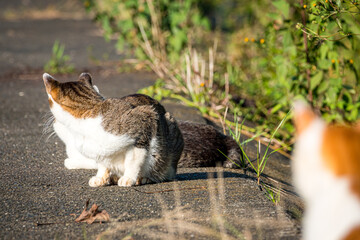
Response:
[[0, 0, 303, 239]]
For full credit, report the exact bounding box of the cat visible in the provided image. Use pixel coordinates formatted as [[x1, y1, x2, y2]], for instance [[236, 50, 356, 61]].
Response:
[[43, 73, 242, 187], [292, 100, 360, 240], [43, 72, 184, 187]]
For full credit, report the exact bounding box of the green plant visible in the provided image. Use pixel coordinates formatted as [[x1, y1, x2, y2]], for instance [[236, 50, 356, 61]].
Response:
[[84, 0, 209, 62], [44, 40, 74, 74], [263, 184, 281, 205], [217, 111, 289, 204], [230, 0, 360, 125], [138, 79, 172, 101], [220, 110, 290, 184], [295, 0, 360, 122], [218, 113, 258, 170]]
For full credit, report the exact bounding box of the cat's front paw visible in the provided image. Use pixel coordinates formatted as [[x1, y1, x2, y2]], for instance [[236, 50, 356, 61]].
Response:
[[118, 176, 136, 187], [89, 176, 110, 187], [136, 177, 152, 185]]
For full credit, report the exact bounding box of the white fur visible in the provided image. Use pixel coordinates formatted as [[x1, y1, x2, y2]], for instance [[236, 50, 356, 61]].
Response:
[[54, 121, 98, 169], [93, 85, 100, 94], [293, 118, 360, 240], [89, 164, 109, 187], [292, 118, 326, 199]]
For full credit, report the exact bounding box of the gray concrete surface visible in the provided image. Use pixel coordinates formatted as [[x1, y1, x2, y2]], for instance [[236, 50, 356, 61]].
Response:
[[0, 0, 303, 239]]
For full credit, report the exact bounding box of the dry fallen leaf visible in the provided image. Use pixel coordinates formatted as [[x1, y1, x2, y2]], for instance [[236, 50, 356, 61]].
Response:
[[75, 200, 110, 224]]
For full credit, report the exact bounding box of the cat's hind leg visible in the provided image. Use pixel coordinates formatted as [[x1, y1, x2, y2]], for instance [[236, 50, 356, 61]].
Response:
[[89, 164, 111, 187], [118, 147, 150, 187]]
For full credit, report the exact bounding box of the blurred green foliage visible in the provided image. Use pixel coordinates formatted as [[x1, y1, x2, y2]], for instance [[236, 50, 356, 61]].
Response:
[[84, 0, 209, 63], [227, 0, 360, 125]]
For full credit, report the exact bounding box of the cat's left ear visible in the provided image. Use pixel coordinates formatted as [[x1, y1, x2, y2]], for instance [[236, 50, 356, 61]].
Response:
[[78, 72, 93, 86], [43, 73, 59, 93]]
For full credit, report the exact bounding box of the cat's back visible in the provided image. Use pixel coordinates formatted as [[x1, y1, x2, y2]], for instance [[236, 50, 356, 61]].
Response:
[[100, 94, 167, 136], [100, 94, 166, 116]]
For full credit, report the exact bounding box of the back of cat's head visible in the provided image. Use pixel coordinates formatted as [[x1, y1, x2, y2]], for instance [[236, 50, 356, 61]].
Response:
[[42, 72, 103, 119], [292, 100, 318, 136]]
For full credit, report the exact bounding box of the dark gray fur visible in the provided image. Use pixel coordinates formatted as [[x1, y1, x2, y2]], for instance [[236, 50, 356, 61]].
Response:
[[177, 121, 243, 168]]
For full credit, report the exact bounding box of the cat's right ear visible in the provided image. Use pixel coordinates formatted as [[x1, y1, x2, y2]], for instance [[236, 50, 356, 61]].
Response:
[[292, 100, 317, 135], [43, 73, 59, 93], [78, 72, 93, 86]]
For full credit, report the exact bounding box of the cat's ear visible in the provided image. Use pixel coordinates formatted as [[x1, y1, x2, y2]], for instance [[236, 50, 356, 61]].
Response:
[[43, 73, 59, 93], [293, 100, 317, 135], [78, 73, 93, 86]]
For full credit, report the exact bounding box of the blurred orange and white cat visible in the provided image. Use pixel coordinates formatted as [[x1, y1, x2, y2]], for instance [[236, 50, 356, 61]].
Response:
[[292, 101, 360, 240]]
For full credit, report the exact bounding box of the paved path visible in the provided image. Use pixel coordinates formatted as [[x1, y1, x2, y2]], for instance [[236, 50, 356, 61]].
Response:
[[0, 1, 302, 239]]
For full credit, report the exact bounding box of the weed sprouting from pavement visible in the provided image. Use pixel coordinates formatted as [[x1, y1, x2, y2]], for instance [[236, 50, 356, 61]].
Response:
[[263, 184, 281, 206], [44, 40, 74, 74], [219, 110, 290, 204]]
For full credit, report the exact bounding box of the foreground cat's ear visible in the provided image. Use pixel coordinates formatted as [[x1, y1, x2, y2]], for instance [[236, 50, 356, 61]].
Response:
[[78, 73, 93, 86], [293, 100, 317, 135], [43, 73, 59, 93]]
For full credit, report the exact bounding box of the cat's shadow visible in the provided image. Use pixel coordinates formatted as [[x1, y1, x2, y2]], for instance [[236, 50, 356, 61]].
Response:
[[176, 171, 250, 181]]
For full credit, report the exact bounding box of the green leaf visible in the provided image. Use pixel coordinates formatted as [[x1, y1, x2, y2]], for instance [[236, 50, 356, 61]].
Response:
[[271, 103, 283, 114], [317, 59, 332, 69], [267, 13, 281, 20], [335, 18, 343, 30], [170, 12, 186, 27], [282, 31, 293, 48], [310, 71, 323, 90], [317, 80, 329, 94], [326, 87, 340, 106], [336, 0, 342, 8], [272, 0, 290, 19], [348, 108, 359, 121], [169, 30, 186, 52], [329, 77, 342, 88], [319, 44, 329, 59]]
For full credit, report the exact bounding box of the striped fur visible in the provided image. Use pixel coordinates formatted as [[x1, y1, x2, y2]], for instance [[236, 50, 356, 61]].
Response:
[[292, 101, 360, 240]]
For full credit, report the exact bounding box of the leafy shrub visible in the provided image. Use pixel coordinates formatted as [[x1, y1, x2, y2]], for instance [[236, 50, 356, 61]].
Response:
[[229, 0, 360, 125]]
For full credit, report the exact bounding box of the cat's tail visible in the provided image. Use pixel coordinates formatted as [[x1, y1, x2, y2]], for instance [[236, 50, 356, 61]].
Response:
[[176, 121, 243, 168], [164, 112, 185, 171], [222, 136, 243, 169]]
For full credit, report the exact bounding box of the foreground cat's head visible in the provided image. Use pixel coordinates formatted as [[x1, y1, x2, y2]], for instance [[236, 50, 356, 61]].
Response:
[[43, 73, 104, 119], [293, 101, 360, 196]]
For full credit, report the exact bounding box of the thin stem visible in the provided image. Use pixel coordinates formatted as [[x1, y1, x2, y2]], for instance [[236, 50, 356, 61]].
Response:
[[300, 0, 313, 102]]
